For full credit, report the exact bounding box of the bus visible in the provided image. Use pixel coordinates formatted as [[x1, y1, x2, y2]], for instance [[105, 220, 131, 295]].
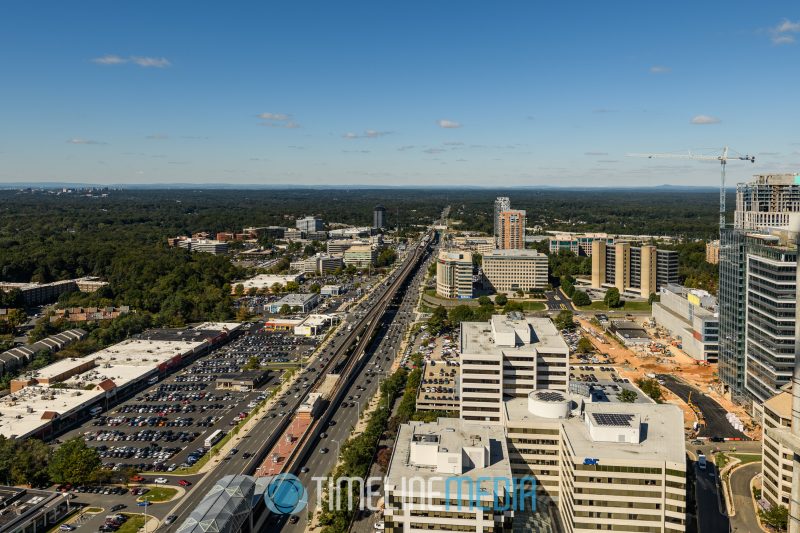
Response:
[[204, 429, 225, 448]]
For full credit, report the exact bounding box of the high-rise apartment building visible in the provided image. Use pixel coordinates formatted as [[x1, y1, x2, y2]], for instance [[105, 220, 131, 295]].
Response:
[[373, 204, 386, 229], [498, 210, 526, 250], [482, 249, 549, 293], [459, 315, 569, 424], [436, 250, 473, 299], [494, 197, 511, 247], [295, 216, 324, 233], [735, 173, 800, 231], [706, 240, 720, 264], [590, 241, 678, 297]]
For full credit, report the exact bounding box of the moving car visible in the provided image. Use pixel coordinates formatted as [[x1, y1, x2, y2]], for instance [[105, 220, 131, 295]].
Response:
[[154, 477, 168, 484]]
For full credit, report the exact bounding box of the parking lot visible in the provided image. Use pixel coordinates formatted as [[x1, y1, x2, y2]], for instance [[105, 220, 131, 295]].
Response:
[[59, 327, 291, 475], [569, 364, 651, 403]]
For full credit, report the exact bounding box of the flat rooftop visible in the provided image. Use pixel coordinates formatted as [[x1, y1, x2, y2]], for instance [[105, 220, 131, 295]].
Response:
[[461, 315, 568, 355], [385, 417, 510, 494]]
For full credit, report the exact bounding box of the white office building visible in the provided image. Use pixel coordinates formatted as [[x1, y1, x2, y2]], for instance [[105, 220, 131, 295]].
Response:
[[651, 284, 719, 363]]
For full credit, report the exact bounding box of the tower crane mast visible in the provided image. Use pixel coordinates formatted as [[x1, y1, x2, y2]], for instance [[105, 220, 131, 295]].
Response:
[[628, 146, 755, 228]]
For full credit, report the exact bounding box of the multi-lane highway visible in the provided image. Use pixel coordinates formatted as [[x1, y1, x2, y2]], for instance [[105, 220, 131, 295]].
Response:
[[161, 231, 435, 530]]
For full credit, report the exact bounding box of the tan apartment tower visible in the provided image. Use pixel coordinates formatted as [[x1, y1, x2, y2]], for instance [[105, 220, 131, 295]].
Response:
[[591, 240, 606, 288], [614, 241, 631, 292], [498, 210, 526, 250], [640, 244, 657, 298]]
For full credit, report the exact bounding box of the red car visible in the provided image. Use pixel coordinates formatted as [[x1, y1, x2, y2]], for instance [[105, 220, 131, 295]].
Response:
[[178, 479, 191, 487]]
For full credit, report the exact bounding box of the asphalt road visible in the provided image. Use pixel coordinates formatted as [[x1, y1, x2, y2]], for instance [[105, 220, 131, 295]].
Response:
[[544, 289, 574, 312], [694, 461, 730, 533], [658, 375, 748, 440], [729, 462, 761, 533], [269, 245, 431, 532]]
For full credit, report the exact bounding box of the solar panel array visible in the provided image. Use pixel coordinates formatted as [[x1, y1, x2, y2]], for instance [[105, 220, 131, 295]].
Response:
[[592, 413, 635, 427], [536, 391, 565, 402]]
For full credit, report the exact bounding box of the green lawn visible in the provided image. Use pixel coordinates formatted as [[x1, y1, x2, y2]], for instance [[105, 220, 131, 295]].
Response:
[[509, 300, 546, 311], [577, 300, 652, 312], [138, 487, 178, 502], [117, 515, 148, 533]]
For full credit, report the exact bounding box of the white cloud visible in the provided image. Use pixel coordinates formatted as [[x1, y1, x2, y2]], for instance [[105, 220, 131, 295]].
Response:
[[584, 151, 608, 156], [443, 141, 464, 146], [92, 54, 127, 65], [258, 112, 291, 121], [423, 148, 445, 154], [146, 134, 169, 140], [66, 138, 106, 145], [130, 56, 171, 68], [92, 55, 171, 67], [770, 19, 800, 44], [437, 119, 462, 129], [343, 129, 392, 139], [397, 145, 415, 151], [690, 115, 721, 125], [258, 112, 300, 129], [649, 65, 671, 74]]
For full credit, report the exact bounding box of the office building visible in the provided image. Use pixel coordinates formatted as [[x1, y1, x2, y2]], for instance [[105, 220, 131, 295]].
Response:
[[761, 388, 796, 513], [373, 204, 386, 229], [706, 240, 720, 264], [459, 315, 569, 424], [590, 241, 678, 297], [327, 239, 369, 255], [0, 277, 108, 306], [742, 231, 797, 405], [436, 250, 473, 299], [718, 227, 748, 401], [175, 238, 229, 255], [549, 233, 615, 257], [289, 253, 343, 275], [343, 245, 376, 268], [498, 210, 526, 250], [451, 235, 496, 255], [283, 228, 304, 240], [734, 173, 800, 231], [652, 284, 719, 363], [295, 216, 324, 233], [482, 249, 548, 293], [383, 418, 514, 533], [494, 196, 511, 247]]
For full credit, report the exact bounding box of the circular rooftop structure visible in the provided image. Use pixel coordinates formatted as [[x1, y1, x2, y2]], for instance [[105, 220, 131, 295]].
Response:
[[528, 389, 573, 419]]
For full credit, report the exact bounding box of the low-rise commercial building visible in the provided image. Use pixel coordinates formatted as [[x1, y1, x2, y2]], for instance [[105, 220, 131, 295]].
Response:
[[343, 245, 376, 268], [0, 486, 71, 533], [482, 249, 548, 293], [436, 250, 473, 299], [268, 293, 319, 314], [652, 284, 719, 363], [232, 274, 304, 293], [320, 285, 343, 296], [451, 235, 497, 255], [290, 253, 343, 274], [215, 371, 269, 392], [591, 241, 679, 297], [0, 323, 240, 439]]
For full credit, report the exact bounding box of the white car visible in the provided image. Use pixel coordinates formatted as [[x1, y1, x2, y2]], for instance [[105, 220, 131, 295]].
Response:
[[154, 477, 168, 484], [374, 521, 385, 530]]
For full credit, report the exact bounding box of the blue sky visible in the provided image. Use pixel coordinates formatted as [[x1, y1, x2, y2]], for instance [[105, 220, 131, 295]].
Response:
[[1, 1, 799, 187]]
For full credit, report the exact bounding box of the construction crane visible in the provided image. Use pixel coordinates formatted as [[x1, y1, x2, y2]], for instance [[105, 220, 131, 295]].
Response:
[[628, 146, 755, 228]]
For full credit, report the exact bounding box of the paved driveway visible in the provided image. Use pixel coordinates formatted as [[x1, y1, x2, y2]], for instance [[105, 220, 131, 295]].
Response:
[[658, 375, 748, 439], [729, 462, 761, 533]]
